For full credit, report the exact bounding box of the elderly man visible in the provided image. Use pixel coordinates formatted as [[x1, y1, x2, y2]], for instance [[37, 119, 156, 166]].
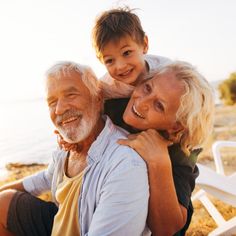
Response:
[[0, 62, 149, 236]]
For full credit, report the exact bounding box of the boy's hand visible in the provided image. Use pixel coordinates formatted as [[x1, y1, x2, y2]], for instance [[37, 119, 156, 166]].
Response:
[[54, 130, 78, 152]]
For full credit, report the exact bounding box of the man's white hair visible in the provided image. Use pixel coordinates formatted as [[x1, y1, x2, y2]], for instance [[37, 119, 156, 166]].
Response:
[[45, 61, 100, 97]]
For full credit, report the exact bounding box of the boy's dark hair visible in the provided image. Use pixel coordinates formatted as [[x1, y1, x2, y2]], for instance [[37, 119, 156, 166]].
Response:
[[92, 6, 146, 60]]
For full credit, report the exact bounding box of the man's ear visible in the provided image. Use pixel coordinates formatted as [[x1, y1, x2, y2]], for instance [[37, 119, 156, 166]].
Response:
[[143, 35, 149, 54], [167, 122, 185, 142], [95, 92, 104, 107], [94, 92, 103, 103]]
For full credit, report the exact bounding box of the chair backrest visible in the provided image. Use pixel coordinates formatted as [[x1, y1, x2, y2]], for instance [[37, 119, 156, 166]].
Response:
[[191, 140, 236, 235], [196, 163, 236, 206], [212, 140, 236, 175]]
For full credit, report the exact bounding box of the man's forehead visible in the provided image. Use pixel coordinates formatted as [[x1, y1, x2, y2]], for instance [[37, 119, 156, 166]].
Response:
[[46, 73, 88, 95], [48, 69, 81, 80], [47, 71, 83, 86]]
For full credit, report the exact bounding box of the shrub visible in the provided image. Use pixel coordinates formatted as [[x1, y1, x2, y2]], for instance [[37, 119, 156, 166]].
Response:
[[218, 72, 236, 105]]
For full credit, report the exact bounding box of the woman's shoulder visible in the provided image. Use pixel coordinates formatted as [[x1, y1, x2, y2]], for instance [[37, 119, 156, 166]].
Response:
[[168, 144, 202, 168]]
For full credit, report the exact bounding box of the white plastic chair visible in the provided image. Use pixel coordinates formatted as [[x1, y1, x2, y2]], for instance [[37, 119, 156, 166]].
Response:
[[192, 141, 236, 236]]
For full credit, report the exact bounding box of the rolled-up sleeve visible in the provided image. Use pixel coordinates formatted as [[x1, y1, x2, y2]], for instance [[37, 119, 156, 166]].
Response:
[[22, 150, 59, 196]]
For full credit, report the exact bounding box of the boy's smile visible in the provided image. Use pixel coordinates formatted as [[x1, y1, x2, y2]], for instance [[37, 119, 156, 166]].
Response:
[[101, 35, 148, 86]]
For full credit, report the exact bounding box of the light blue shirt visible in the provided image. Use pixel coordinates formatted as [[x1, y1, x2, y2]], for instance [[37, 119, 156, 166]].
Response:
[[23, 116, 150, 236]]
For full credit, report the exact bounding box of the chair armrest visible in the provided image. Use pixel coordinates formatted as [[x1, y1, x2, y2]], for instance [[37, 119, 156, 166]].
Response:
[[212, 141, 236, 175]]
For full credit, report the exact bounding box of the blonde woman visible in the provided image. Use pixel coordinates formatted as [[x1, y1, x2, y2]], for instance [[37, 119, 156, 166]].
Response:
[[106, 61, 215, 235]]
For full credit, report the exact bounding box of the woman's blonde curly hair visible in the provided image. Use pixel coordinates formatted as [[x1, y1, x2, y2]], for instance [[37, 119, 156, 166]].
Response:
[[148, 61, 215, 155]]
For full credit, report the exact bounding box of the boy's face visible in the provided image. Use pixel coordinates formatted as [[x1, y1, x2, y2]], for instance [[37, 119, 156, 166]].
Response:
[[100, 35, 148, 86]]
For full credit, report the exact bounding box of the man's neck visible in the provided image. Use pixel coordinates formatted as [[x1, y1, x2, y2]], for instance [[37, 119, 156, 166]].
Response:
[[66, 117, 105, 177]]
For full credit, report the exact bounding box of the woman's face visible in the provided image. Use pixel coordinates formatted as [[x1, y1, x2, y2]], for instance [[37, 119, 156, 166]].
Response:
[[123, 72, 185, 133]]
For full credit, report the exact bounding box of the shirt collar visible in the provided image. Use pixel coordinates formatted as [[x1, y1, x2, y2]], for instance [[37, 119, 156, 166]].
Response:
[[87, 115, 116, 164]]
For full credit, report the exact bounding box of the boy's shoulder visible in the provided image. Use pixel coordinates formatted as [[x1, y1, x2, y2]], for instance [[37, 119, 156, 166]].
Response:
[[144, 54, 172, 71]]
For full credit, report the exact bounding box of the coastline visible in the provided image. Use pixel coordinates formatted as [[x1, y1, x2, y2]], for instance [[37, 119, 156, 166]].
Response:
[[0, 163, 47, 186]]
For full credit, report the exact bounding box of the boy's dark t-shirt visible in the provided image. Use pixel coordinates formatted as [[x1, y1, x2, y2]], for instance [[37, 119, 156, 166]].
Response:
[[104, 98, 199, 236]]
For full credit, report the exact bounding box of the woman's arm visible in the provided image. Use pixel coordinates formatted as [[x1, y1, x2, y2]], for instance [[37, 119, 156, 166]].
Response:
[[118, 129, 187, 236], [147, 160, 187, 235]]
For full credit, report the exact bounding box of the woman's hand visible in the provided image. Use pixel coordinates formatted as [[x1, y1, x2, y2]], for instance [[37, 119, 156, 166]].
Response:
[[117, 129, 173, 166], [54, 130, 78, 152], [119, 129, 186, 235]]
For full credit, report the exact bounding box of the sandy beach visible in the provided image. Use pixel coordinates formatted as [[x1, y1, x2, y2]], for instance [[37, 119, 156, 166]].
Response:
[[1, 104, 236, 235]]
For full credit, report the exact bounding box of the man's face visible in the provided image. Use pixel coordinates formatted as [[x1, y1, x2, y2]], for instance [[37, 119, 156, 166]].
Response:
[[100, 35, 148, 86], [46, 70, 100, 143]]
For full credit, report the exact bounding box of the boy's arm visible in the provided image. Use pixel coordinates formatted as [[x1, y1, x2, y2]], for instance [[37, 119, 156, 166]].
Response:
[[86, 152, 149, 236], [99, 73, 134, 99]]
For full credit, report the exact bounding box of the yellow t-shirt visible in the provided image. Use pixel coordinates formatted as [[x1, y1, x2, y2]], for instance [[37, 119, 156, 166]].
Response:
[[51, 171, 83, 236]]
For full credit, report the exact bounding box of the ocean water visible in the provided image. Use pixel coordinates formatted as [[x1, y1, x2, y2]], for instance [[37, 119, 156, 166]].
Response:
[[0, 99, 57, 176]]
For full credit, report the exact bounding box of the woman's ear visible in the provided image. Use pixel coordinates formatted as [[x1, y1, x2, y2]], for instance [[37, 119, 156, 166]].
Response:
[[143, 35, 149, 54], [167, 122, 185, 143]]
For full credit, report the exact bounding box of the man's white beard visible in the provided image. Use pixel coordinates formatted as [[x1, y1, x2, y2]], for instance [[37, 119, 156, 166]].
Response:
[[58, 114, 98, 144]]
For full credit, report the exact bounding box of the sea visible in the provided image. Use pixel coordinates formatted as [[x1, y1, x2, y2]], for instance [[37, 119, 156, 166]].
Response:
[[0, 98, 57, 179]]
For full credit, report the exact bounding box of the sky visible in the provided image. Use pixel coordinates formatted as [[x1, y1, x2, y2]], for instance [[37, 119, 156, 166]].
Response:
[[0, 0, 236, 101]]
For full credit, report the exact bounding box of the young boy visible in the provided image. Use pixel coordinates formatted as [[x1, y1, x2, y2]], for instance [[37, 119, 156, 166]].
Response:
[[91, 7, 200, 235], [92, 6, 171, 99]]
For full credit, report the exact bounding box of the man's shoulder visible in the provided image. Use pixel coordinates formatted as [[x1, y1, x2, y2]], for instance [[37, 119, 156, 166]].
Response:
[[89, 117, 146, 171], [51, 147, 67, 165], [52, 146, 66, 157], [103, 124, 146, 169]]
